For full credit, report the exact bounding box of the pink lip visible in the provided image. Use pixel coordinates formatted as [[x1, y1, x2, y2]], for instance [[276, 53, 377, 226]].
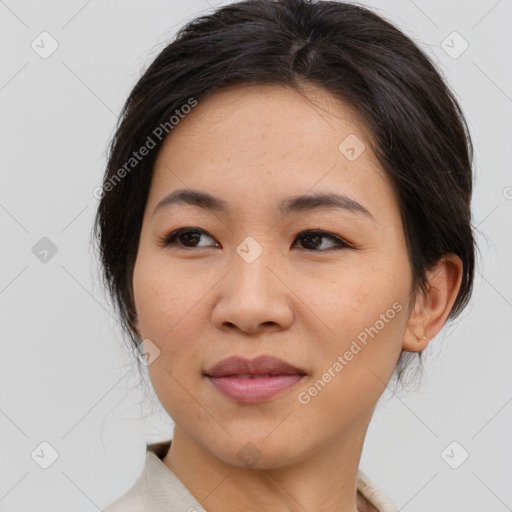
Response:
[[207, 375, 305, 403], [204, 355, 307, 404]]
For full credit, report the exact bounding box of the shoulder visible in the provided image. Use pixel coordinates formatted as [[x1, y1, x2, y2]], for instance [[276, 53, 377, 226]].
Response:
[[102, 458, 152, 512], [357, 469, 399, 512], [102, 439, 207, 512], [102, 441, 169, 512]]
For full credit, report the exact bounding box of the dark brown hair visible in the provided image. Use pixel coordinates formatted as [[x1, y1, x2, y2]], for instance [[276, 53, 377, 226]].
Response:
[[92, 0, 476, 389]]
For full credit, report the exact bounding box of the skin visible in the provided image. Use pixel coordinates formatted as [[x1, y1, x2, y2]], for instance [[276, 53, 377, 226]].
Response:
[[132, 83, 462, 512]]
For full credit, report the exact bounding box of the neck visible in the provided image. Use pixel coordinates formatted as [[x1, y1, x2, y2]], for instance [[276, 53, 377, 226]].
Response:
[[162, 422, 373, 512]]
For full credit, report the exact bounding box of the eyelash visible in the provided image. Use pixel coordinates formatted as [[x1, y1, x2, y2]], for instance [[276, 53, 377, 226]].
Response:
[[158, 227, 353, 252]]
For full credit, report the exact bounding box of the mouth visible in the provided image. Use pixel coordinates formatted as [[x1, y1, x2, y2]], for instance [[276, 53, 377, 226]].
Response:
[[204, 355, 307, 403]]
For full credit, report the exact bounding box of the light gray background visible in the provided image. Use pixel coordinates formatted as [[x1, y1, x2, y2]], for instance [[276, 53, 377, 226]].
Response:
[[1, 0, 511, 510]]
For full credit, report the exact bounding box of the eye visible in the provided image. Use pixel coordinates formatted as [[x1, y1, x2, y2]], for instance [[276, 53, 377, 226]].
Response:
[[292, 230, 351, 251], [159, 227, 351, 251], [159, 227, 219, 249]]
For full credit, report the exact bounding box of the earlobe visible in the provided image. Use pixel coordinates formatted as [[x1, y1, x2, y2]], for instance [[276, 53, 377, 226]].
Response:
[[402, 292, 429, 352], [403, 253, 463, 352]]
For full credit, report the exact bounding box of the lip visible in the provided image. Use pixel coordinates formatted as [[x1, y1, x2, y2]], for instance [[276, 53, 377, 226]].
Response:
[[204, 355, 307, 404]]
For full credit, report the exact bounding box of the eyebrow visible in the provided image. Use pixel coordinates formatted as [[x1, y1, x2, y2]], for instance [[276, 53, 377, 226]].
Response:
[[152, 188, 375, 221]]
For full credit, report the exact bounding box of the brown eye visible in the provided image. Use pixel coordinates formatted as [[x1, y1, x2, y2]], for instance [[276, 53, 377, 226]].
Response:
[[293, 230, 350, 251], [161, 228, 219, 248], [159, 228, 350, 251]]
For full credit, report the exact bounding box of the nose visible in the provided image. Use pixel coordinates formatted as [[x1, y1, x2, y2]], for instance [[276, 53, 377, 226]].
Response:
[[210, 244, 294, 335]]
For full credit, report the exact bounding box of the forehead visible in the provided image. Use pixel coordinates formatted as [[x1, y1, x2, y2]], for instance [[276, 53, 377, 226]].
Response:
[[148, 83, 398, 221], [164, 82, 373, 153]]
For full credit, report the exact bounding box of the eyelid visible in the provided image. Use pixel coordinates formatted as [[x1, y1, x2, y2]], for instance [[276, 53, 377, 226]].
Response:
[[159, 227, 354, 251], [158, 227, 218, 248], [295, 230, 354, 250]]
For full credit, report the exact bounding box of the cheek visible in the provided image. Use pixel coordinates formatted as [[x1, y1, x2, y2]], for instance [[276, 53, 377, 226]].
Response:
[[305, 263, 410, 377], [132, 251, 204, 340], [132, 251, 222, 400], [306, 263, 404, 330], [132, 253, 207, 409], [293, 290, 408, 430]]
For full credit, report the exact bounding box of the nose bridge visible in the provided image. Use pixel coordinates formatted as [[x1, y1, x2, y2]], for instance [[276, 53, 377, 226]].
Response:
[[231, 235, 279, 296], [211, 235, 293, 333]]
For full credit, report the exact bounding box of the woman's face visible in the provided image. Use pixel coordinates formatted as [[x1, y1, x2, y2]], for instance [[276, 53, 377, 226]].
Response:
[[132, 84, 415, 468]]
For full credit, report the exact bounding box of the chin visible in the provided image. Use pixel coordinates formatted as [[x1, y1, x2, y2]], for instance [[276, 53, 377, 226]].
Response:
[[207, 433, 306, 471]]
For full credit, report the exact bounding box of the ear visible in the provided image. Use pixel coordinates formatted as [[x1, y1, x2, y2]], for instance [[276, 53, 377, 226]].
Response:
[[403, 253, 463, 352]]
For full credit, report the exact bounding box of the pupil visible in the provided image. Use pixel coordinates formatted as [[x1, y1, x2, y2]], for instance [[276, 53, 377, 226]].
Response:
[[182, 232, 199, 246], [303, 233, 320, 249]]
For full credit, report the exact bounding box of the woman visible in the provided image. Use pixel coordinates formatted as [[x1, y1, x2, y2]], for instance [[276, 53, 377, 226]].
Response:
[[94, 0, 475, 510]]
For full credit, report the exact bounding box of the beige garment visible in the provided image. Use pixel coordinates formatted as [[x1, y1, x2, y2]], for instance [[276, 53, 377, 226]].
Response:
[[103, 440, 399, 512]]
